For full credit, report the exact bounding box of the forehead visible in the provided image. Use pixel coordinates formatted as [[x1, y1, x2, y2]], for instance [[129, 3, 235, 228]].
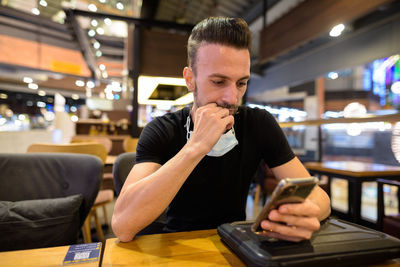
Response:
[[195, 43, 250, 78]]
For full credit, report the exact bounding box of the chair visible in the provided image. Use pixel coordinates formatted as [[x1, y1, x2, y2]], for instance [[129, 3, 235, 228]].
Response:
[[113, 152, 166, 235], [70, 136, 114, 191], [27, 143, 114, 243], [71, 135, 113, 154], [377, 178, 400, 239], [113, 152, 136, 196], [0, 153, 102, 251], [123, 137, 139, 152]]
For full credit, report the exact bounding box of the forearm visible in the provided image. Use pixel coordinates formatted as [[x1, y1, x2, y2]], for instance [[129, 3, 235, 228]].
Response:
[[112, 143, 206, 241]]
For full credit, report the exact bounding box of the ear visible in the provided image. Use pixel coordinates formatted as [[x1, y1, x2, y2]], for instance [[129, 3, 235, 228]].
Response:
[[183, 67, 195, 92]]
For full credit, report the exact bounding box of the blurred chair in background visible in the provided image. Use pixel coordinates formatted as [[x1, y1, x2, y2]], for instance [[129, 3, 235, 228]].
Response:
[[0, 153, 102, 251], [71, 135, 112, 154], [123, 137, 139, 152], [70, 136, 114, 191], [377, 178, 400, 239], [113, 152, 166, 235], [27, 142, 114, 243]]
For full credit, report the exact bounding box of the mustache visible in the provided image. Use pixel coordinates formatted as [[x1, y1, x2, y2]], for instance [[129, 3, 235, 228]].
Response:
[[217, 103, 239, 115]]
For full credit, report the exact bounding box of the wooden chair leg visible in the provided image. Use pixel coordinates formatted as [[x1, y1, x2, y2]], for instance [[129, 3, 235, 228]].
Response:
[[82, 216, 92, 243], [93, 209, 104, 242], [102, 205, 109, 227]]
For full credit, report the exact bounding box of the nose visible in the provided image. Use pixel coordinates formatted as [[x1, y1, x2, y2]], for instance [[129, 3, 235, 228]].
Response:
[[221, 83, 238, 106]]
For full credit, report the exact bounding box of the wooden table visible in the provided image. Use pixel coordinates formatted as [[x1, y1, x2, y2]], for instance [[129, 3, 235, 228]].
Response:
[[101, 229, 400, 267], [304, 161, 400, 227], [0, 245, 99, 267], [102, 229, 244, 266]]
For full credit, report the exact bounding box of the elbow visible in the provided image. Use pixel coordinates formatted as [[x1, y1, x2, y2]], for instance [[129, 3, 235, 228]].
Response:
[[111, 215, 138, 242]]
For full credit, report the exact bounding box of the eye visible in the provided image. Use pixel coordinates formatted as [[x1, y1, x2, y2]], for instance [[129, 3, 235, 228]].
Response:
[[237, 81, 248, 88], [212, 80, 225, 86]]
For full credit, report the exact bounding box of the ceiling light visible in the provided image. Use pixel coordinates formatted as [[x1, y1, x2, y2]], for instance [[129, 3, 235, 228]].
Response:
[[99, 64, 106, 71], [88, 30, 96, 37], [28, 83, 38, 90], [75, 80, 85, 87], [96, 50, 102, 57], [104, 18, 112, 25], [71, 115, 79, 122], [39, 0, 47, 7], [328, 72, 338, 79], [88, 4, 97, 12], [71, 94, 80, 100], [106, 93, 114, 100], [93, 41, 101, 49], [391, 81, 400, 94], [38, 90, 46, 96], [116, 2, 124, 10], [96, 27, 104, 35], [0, 93, 8, 99], [329, 23, 345, 37], [86, 81, 95, 88], [23, 77, 33, 83], [36, 101, 46, 108], [91, 19, 98, 27], [100, 0, 106, 3], [343, 102, 367, 118], [31, 8, 40, 15]]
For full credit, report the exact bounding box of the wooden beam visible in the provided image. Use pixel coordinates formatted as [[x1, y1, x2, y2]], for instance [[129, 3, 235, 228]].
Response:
[[259, 0, 392, 64]]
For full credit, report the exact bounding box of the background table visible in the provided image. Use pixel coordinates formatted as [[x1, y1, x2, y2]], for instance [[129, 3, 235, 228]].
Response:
[[0, 245, 99, 267], [304, 161, 400, 228]]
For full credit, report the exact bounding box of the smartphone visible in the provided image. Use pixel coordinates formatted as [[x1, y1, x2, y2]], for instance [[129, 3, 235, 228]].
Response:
[[251, 177, 318, 234]]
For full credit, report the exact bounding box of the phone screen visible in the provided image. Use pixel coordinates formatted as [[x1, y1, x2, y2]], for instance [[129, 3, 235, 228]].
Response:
[[251, 177, 318, 234]]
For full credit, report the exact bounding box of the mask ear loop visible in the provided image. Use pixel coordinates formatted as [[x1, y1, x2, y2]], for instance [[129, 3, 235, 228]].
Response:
[[185, 115, 192, 141]]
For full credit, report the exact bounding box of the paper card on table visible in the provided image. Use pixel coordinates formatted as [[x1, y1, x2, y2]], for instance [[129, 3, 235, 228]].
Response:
[[62, 242, 102, 265]]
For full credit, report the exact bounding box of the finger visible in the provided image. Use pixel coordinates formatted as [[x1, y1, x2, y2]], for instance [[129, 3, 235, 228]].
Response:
[[261, 220, 314, 240], [221, 115, 234, 130], [268, 210, 320, 231], [278, 200, 320, 217]]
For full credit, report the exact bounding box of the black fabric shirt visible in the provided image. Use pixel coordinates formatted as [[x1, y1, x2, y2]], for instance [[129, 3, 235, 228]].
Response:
[[136, 106, 295, 232]]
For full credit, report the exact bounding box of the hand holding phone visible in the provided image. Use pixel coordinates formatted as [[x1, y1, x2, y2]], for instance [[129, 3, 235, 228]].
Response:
[[251, 177, 318, 235]]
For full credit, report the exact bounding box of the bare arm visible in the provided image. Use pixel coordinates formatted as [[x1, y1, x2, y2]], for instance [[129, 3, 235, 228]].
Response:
[[112, 104, 233, 242], [260, 157, 331, 242]]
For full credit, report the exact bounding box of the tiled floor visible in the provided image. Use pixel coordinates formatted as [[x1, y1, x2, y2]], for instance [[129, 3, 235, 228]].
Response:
[[88, 180, 399, 242]]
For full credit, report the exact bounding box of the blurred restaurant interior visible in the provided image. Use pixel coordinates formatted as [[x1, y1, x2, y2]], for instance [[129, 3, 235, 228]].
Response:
[[1, 0, 400, 257]]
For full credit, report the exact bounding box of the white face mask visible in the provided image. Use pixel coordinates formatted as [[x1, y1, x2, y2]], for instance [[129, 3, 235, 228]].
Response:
[[185, 115, 238, 157]]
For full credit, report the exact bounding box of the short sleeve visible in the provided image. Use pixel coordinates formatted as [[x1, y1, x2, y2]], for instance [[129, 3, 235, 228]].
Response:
[[256, 109, 295, 168], [136, 118, 168, 165]]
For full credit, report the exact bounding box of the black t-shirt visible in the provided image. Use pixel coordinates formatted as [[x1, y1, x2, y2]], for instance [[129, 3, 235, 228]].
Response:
[[136, 106, 295, 232]]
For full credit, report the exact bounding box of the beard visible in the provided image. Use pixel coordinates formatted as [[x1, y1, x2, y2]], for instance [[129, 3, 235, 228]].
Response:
[[193, 82, 239, 115]]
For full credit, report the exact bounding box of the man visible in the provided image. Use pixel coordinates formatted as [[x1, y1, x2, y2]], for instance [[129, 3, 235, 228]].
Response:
[[112, 17, 330, 242]]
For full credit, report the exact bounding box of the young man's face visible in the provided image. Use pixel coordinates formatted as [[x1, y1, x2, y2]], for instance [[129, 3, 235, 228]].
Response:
[[186, 43, 251, 115]]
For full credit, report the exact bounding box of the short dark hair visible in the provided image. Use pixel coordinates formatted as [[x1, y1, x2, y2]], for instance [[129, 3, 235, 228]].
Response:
[[187, 17, 251, 73]]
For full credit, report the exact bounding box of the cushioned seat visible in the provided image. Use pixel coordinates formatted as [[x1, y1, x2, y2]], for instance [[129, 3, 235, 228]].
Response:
[[0, 153, 102, 251]]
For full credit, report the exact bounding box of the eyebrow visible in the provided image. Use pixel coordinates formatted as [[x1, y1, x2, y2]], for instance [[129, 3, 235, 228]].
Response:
[[209, 73, 250, 81]]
